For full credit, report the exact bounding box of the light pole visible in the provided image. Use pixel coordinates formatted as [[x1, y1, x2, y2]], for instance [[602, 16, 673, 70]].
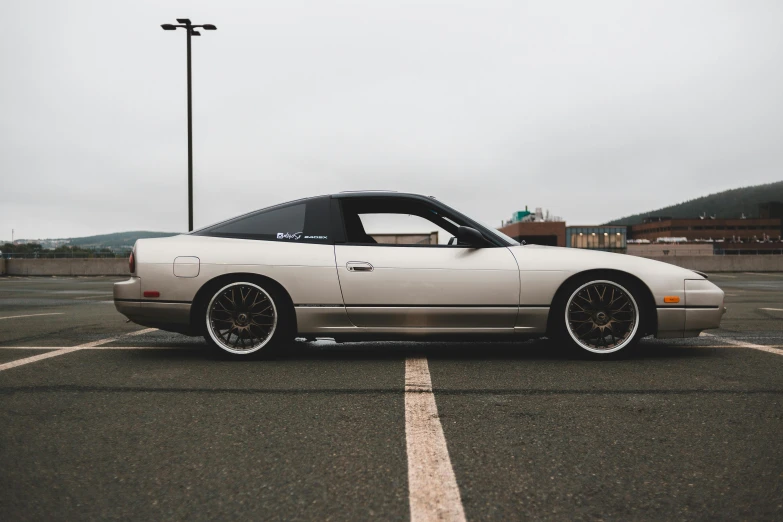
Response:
[[161, 18, 217, 232]]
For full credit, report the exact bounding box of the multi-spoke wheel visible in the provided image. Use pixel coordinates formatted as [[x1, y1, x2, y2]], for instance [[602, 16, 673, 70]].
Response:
[[204, 282, 279, 355], [554, 277, 644, 356]]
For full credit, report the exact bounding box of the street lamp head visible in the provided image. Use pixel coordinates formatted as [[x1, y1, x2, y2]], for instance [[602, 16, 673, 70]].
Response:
[[176, 18, 192, 25], [190, 30, 201, 36], [202, 24, 217, 30], [161, 24, 177, 30]]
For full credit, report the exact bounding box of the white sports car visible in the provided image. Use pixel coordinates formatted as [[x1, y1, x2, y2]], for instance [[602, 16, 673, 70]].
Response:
[[114, 191, 725, 357]]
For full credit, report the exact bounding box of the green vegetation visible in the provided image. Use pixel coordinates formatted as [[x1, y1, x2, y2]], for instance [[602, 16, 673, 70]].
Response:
[[1, 243, 120, 258], [66, 231, 179, 250], [1, 231, 179, 257], [605, 181, 783, 225]]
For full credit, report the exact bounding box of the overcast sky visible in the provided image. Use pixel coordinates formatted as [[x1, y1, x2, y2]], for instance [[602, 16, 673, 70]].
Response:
[[1, 0, 782, 240]]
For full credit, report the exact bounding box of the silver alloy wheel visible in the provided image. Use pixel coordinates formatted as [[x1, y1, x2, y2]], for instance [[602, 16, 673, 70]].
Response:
[[206, 282, 278, 354], [564, 280, 640, 354]]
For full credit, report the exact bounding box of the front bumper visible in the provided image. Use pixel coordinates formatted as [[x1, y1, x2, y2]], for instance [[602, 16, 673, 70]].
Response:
[[114, 277, 193, 334], [656, 279, 726, 339]]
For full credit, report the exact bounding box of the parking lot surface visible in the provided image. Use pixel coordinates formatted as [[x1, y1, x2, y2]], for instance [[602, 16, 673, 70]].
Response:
[[1, 273, 781, 521]]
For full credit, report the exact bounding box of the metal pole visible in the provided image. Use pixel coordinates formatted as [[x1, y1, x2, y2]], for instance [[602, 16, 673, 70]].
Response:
[[186, 29, 194, 232]]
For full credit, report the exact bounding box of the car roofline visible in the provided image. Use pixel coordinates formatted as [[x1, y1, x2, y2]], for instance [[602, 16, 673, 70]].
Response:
[[330, 191, 435, 200]]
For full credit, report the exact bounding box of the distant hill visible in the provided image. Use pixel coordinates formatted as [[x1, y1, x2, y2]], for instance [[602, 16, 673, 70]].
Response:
[[605, 181, 783, 226], [66, 231, 180, 250], [2, 231, 181, 250]]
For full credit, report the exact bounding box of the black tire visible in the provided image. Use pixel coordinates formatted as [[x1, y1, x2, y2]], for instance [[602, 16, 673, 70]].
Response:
[[551, 274, 646, 358], [199, 278, 294, 357]]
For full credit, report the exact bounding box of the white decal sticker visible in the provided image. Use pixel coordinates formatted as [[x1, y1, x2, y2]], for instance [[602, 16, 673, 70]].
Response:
[[277, 232, 302, 240], [304, 235, 327, 240]]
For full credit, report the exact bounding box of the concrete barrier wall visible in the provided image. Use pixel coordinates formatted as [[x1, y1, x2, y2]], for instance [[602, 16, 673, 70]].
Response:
[[0, 258, 5, 275], [627, 244, 714, 256], [5, 259, 129, 276], [644, 255, 783, 272]]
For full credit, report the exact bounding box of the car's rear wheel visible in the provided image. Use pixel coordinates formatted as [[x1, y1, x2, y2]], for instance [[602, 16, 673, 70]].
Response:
[[554, 277, 643, 357], [203, 281, 282, 356]]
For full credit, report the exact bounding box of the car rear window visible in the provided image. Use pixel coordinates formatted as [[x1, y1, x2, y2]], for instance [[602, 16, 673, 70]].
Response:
[[194, 197, 331, 243]]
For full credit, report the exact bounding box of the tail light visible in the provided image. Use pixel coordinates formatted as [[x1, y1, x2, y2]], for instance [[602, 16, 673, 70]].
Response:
[[129, 251, 135, 274]]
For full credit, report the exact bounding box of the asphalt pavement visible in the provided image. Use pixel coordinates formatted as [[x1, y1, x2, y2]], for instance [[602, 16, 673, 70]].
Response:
[[0, 273, 781, 521]]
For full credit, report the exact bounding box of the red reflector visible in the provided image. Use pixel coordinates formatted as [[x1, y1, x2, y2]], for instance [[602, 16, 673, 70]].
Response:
[[143, 291, 160, 298]]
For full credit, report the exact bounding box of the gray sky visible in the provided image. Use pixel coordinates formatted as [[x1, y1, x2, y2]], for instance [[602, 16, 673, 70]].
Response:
[[1, 0, 782, 240]]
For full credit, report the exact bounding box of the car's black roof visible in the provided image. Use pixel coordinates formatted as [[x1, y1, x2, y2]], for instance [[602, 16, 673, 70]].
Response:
[[330, 190, 434, 200]]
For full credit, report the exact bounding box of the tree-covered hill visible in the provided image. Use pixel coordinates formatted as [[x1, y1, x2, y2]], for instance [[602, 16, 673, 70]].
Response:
[[605, 181, 783, 225], [66, 231, 180, 249]]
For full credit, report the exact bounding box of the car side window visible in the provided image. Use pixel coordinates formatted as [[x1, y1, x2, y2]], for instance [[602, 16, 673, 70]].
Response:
[[196, 197, 332, 243], [339, 198, 468, 247], [358, 213, 446, 245]]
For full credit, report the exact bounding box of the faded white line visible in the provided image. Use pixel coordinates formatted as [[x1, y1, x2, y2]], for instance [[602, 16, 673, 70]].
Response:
[[0, 346, 194, 350], [0, 346, 196, 350], [405, 357, 466, 522], [669, 344, 783, 349], [744, 272, 783, 277], [0, 347, 83, 370], [700, 332, 783, 356], [0, 313, 64, 321], [0, 328, 158, 371], [760, 308, 783, 312], [73, 294, 113, 300]]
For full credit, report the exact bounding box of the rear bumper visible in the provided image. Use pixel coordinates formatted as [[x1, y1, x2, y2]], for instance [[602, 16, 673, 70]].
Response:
[[114, 277, 194, 335]]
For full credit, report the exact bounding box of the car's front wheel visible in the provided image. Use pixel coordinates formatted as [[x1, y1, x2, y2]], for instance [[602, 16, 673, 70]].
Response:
[[203, 281, 283, 356], [553, 276, 644, 357]]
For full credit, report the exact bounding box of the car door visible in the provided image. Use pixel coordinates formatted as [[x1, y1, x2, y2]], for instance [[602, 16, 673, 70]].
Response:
[[333, 196, 520, 330]]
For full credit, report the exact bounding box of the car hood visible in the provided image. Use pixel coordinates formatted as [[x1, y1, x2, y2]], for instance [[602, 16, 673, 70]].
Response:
[[507, 244, 706, 280]]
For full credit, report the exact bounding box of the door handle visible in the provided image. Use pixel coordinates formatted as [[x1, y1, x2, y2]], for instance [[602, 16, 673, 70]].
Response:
[[346, 261, 374, 272]]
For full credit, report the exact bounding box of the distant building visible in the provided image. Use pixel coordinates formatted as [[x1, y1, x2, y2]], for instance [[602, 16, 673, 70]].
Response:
[[499, 205, 565, 246], [566, 226, 627, 253], [629, 218, 781, 242], [499, 221, 566, 247], [760, 202, 783, 235]]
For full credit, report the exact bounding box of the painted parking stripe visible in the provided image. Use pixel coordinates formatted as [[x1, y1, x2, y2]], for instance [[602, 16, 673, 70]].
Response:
[[0, 313, 64, 321], [73, 294, 113, 300], [0, 346, 195, 350], [701, 332, 783, 356], [0, 328, 158, 372], [760, 308, 783, 312], [405, 357, 466, 522]]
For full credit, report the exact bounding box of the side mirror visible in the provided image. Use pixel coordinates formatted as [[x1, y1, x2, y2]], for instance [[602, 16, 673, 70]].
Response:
[[456, 226, 486, 247]]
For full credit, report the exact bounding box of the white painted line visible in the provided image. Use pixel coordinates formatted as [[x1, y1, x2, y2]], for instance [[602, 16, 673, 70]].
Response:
[[744, 272, 783, 277], [0, 347, 83, 371], [700, 332, 783, 356], [73, 294, 113, 300], [707, 274, 737, 278], [760, 308, 783, 312], [76, 327, 159, 348], [0, 345, 195, 350], [0, 313, 64, 321], [405, 357, 466, 522], [85, 345, 192, 350], [0, 328, 158, 372]]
